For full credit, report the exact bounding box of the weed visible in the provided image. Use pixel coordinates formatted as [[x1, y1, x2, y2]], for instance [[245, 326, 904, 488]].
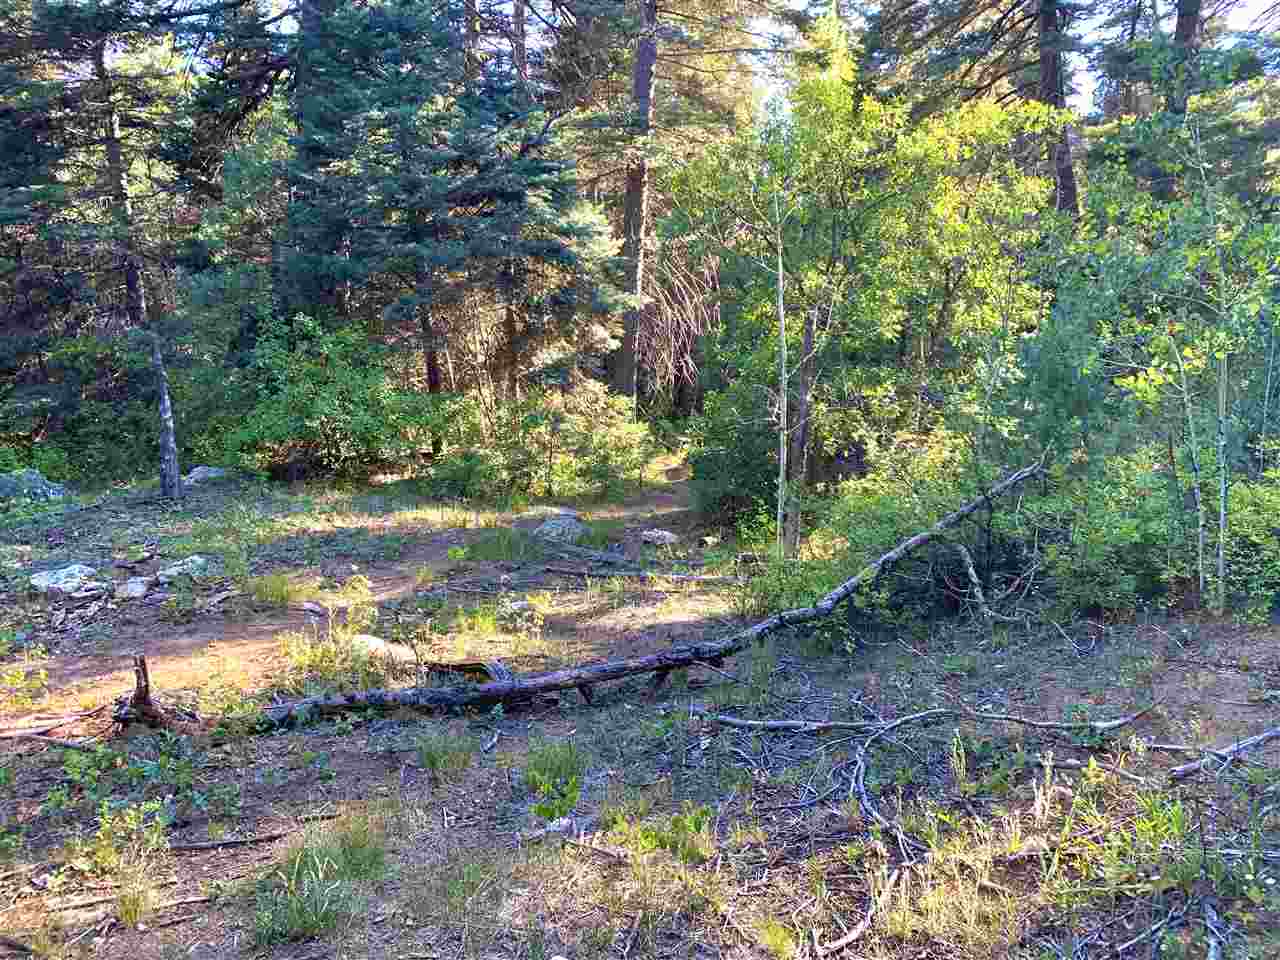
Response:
[[468, 529, 545, 563], [577, 518, 627, 549], [754, 918, 797, 958], [612, 802, 715, 865], [248, 572, 321, 607], [253, 811, 387, 945], [415, 731, 475, 782], [409, 846, 514, 919], [279, 618, 397, 695], [525, 740, 586, 822], [252, 849, 359, 945]]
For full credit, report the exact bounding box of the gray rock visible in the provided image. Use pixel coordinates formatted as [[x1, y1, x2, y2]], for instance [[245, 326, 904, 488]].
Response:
[[640, 528, 680, 545], [352, 634, 416, 662], [182, 465, 228, 485], [29, 564, 97, 595], [0, 469, 69, 502], [157, 555, 211, 582], [116, 577, 154, 599], [532, 515, 588, 543], [517, 506, 581, 521]]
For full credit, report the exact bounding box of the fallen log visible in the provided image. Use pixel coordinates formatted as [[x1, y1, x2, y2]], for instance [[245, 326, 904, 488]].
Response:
[[261, 461, 1045, 726]]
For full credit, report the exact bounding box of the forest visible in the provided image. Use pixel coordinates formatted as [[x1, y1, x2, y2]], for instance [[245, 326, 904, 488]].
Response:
[[2, 0, 1280, 958]]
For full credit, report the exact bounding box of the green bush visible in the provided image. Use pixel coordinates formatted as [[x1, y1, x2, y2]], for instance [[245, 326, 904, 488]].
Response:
[[226, 317, 448, 477], [422, 379, 654, 502], [1217, 476, 1280, 622], [687, 382, 778, 523]]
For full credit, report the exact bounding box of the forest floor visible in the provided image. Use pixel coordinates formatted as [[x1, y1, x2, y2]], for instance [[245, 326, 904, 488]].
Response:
[[1, 465, 1278, 960]]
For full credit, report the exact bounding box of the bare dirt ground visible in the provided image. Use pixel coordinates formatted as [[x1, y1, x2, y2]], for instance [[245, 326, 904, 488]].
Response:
[[1, 469, 1278, 960]]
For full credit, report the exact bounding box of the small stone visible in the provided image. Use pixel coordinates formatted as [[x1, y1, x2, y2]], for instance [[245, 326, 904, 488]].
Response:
[[532, 516, 588, 543], [182, 465, 228, 485], [29, 564, 97, 595], [157, 555, 210, 582], [116, 577, 154, 599], [641, 528, 680, 546]]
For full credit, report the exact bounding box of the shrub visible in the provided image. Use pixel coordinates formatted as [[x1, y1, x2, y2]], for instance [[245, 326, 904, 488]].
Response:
[[422, 378, 655, 502], [524, 740, 586, 822], [687, 383, 778, 524], [226, 317, 448, 478]]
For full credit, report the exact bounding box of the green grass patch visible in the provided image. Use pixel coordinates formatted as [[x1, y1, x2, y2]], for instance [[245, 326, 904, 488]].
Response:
[[252, 811, 387, 945], [415, 731, 476, 782]]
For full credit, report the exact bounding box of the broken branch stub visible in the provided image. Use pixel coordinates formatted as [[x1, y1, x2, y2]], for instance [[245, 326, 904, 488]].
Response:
[[259, 461, 1045, 726]]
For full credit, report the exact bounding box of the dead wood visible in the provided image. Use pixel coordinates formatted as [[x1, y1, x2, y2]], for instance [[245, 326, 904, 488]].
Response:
[[169, 832, 288, 852], [416, 660, 514, 683], [817, 867, 900, 955], [112, 655, 203, 731], [9, 734, 100, 752], [544, 564, 739, 584], [0, 708, 104, 739], [214, 463, 1048, 727], [1168, 725, 1280, 780]]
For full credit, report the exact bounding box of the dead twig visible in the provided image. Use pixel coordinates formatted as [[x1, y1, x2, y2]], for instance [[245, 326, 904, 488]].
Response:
[[545, 564, 739, 584], [169, 832, 288, 851], [1169, 725, 1280, 780], [10, 734, 100, 752], [817, 867, 901, 955], [692, 710, 874, 735]]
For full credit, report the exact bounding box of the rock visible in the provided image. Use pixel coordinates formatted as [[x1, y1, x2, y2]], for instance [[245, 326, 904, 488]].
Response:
[[116, 577, 154, 599], [182, 465, 228, 485], [0, 469, 69, 502], [29, 564, 97, 595], [69, 583, 108, 600], [353, 634, 416, 662], [157, 555, 211, 582], [641, 528, 680, 546], [518, 506, 581, 521], [532, 515, 588, 543]]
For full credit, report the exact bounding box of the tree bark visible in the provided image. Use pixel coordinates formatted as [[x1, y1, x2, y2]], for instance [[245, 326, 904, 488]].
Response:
[[1169, 0, 1202, 118], [153, 333, 183, 499], [783, 305, 816, 556], [1216, 353, 1227, 613], [262, 460, 1046, 725], [513, 0, 528, 85], [1037, 0, 1079, 217], [95, 41, 182, 499], [612, 0, 658, 402]]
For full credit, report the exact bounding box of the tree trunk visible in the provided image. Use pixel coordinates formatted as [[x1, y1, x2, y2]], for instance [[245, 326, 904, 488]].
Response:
[[783, 305, 816, 556], [1169, 0, 1202, 118], [95, 41, 182, 499], [1037, 0, 1078, 217], [513, 0, 527, 84], [612, 0, 658, 402], [775, 196, 787, 559], [153, 333, 183, 499], [1174, 339, 1207, 606], [1216, 353, 1227, 613]]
